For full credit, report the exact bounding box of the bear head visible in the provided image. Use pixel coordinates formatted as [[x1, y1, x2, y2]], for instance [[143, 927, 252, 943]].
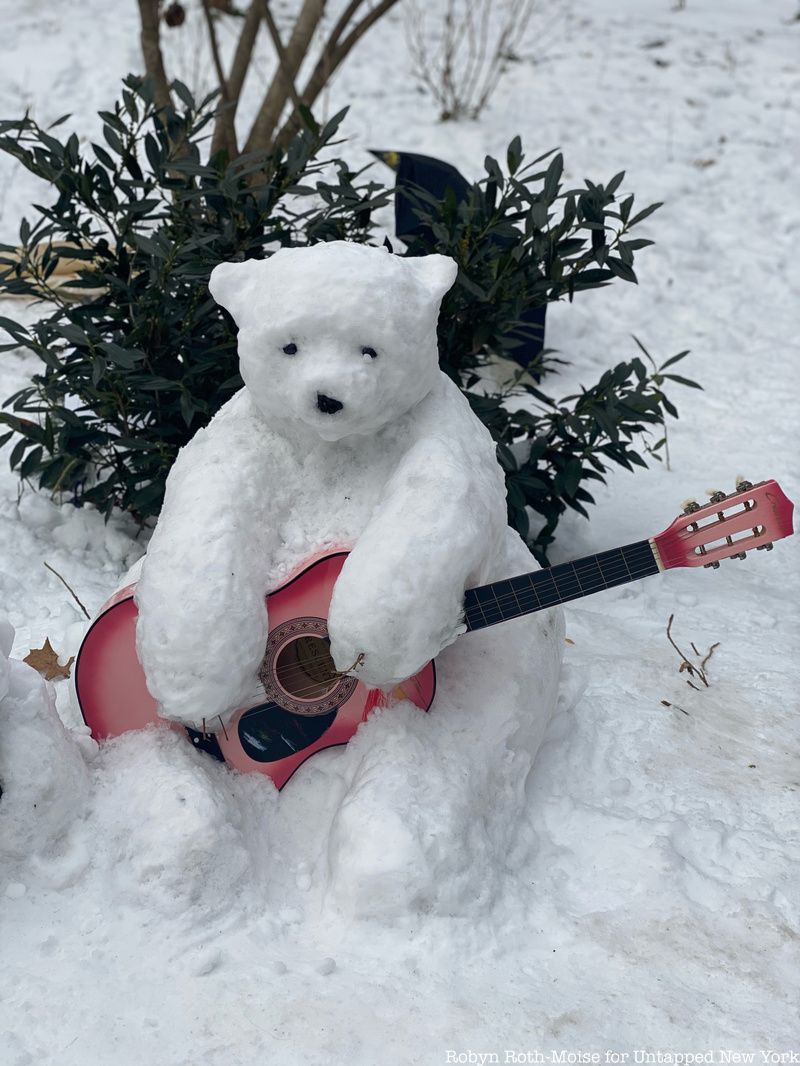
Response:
[[208, 241, 457, 442]]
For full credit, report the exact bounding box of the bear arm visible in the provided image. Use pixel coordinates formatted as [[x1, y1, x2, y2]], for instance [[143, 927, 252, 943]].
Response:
[[328, 433, 506, 687], [134, 417, 276, 729]]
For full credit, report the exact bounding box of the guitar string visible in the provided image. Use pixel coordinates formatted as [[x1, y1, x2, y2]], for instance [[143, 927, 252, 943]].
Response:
[[466, 555, 654, 628], [465, 543, 658, 630], [187, 503, 777, 719], [251, 523, 751, 702], [220, 543, 661, 708], [470, 544, 653, 613], [236, 548, 658, 692], [248, 551, 656, 699], [213, 504, 770, 705]]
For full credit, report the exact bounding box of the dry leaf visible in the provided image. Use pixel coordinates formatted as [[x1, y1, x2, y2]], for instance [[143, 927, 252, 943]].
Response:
[[24, 638, 74, 681], [564, 637, 575, 645]]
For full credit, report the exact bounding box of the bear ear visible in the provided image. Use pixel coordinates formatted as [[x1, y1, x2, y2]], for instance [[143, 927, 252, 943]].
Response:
[[405, 254, 458, 302], [208, 260, 256, 326]]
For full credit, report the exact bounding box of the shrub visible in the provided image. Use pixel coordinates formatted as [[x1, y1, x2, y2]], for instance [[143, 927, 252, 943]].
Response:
[[0, 78, 389, 519], [398, 152, 700, 556], [0, 77, 697, 560]]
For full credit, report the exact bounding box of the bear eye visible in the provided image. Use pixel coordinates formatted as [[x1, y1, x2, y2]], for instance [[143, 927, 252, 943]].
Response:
[[361, 346, 378, 360], [282, 342, 298, 356]]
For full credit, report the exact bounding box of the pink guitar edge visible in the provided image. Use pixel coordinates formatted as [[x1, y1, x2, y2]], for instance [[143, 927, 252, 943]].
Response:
[[75, 478, 794, 790], [75, 552, 436, 790]]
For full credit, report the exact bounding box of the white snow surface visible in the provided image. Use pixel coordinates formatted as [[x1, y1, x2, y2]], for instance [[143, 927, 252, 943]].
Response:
[[135, 242, 537, 726], [1, 1, 799, 1063]]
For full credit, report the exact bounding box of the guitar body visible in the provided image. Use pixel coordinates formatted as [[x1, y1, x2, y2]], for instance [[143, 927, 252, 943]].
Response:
[[75, 552, 435, 789], [76, 478, 793, 791]]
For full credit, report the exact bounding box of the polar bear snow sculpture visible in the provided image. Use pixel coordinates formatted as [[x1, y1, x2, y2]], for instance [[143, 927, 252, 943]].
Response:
[[135, 242, 563, 907]]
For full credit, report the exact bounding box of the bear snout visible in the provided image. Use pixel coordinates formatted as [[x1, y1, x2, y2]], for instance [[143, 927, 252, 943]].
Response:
[[317, 393, 344, 415]]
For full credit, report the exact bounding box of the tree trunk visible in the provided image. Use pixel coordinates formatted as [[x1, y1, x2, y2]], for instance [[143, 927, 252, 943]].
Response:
[[274, 0, 401, 149], [210, 0, 263, 158], [137, 0, 173, 111], [243, 0, 327, 155]]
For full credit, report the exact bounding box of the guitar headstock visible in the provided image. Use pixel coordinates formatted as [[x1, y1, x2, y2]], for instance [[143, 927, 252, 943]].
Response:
[[652, 478, 794, 570]]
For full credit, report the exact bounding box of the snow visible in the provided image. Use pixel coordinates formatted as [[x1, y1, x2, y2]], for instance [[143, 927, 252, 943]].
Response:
[[1, 1, 799, 1063], [138, 241, 553, 723]]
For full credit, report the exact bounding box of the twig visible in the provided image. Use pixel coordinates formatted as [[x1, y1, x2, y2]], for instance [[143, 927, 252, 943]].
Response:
[[43, 561, 91, 620], [665, 613, 720, 690], [666, 612, 700, 681], [700, 641, 720, 674], [661, 699, 689, 716]]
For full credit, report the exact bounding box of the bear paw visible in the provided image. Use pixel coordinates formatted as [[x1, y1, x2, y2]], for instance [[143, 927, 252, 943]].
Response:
[[326, 788, 435, 920]]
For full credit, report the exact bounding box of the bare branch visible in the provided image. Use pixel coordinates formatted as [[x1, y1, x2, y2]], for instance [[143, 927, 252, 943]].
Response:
[[700, 642, 721, 675], [261, 0, 305, 111], [665, 613, 721, 690], [44, 562, 91, 620], [666, 613, 692, 670], [336, 0, 400, 56], [327, 1, 367, 47], [407, 0, 540, 122], [274, 0, 401, 148]]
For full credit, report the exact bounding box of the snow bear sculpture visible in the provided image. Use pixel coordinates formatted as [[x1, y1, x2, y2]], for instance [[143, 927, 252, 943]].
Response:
[[135, 241, 563, 915]]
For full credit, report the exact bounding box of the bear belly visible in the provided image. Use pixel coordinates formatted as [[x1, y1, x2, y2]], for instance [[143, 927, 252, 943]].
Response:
[[266, 443, 409, 588]]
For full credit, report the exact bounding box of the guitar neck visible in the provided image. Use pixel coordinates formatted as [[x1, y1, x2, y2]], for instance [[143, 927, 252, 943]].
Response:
[[463, 539, 660, 632]]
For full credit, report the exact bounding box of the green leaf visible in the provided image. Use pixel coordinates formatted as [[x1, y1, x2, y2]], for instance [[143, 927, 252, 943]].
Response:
[[172, 80, 196, 110], [20, 445, 43, 479], [606, 171, 625, 196], [658, 349, 690, 370], [619, 195, 634, 223], [606, 257, 637, 283], [507, 135, 523, 175], [297, 105, 320, 136], [97, 341, 146, 368], [628, 202, 663, 227], [543, 153, 563, 200], [661, 373, 703, 390]]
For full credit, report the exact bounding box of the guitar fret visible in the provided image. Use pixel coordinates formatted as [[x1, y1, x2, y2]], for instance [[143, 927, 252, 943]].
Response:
[[464, 539, 660, 632]]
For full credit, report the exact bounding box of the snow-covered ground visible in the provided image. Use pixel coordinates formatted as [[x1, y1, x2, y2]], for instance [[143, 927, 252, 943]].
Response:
[[1, 1, 799, 1063]]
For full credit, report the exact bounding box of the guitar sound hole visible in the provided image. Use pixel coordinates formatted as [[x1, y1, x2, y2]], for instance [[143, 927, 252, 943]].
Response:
[[274, 635, 338, 701], [238, 703, 337, 763]]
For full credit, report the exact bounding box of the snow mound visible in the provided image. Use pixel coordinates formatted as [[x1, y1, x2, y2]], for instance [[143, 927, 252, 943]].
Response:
[[0, 618, 89, 866], [90, 728, 264, 918]]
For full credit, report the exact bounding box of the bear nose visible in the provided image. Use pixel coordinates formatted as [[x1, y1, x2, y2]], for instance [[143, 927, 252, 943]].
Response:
[[316, 393, 344, 415]]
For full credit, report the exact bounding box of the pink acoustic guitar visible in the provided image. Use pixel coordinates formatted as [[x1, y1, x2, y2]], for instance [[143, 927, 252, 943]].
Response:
[[76, 478, 794, 789]]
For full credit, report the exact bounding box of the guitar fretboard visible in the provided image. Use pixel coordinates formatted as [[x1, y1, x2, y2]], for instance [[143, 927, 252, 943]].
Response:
[[463, 539, 659, 632]]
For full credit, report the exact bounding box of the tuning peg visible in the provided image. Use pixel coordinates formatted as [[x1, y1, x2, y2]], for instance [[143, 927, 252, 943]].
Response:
[[703, 560, 721, 569], [756, 542, 774, 551], [682, 497, 701, 515], [707, 489, 727, 504], [735, 476, 753, 492], [733, 551, 747, 560]]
